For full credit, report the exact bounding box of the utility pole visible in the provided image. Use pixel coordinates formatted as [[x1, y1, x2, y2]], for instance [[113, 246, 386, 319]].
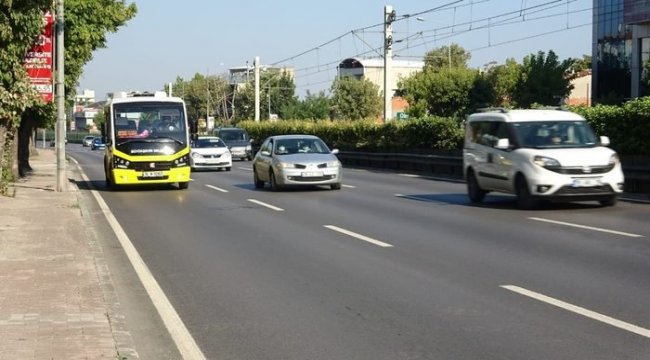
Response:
[[383, 5, 395, 122], [55, 0, 66, 192], [206, 68, 210, 126], [254, 56, 260, 122]]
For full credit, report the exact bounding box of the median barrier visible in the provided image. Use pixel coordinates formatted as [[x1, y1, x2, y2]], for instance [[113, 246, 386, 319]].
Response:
[[337, 151, 650, 194]]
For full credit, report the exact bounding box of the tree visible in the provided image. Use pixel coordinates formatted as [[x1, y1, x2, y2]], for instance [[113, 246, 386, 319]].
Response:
[[330, 76, 382, 120], [172, 74, 231, 124], [486, 58, 521, 107], [513, 50, 573, 108], [567, 54, 592, 74], [232, 70, 297, 122], [1, 1, 54, 194], [1, 0, 137, 193], [281, 91, 331, 120], [400, 67, 480, 118], [424, 43, 471, 71]]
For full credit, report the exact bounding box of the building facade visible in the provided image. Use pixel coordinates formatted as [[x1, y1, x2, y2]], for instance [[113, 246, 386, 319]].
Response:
[[593, 0, 650, 103]]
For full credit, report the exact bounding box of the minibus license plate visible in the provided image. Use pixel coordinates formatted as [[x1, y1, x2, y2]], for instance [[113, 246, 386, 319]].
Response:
[[142, 171, 164, 178]]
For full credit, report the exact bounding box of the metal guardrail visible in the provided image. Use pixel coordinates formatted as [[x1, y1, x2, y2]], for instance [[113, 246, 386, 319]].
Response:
[[338, 151, 650, 194]]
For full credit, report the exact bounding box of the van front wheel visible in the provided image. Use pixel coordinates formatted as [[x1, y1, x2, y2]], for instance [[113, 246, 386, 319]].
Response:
[[599, 196, 618, 207], [515, 175, 538, 210], [467, 170, 486, 203]]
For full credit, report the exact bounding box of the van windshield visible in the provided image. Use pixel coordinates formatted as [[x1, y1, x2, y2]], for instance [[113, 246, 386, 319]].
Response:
[[512, 121, 598, 149], [219, 130, 248, 141]]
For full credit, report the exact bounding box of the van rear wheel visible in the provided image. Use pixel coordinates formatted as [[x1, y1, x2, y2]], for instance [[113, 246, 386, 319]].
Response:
[[467, 170, 486, 203]]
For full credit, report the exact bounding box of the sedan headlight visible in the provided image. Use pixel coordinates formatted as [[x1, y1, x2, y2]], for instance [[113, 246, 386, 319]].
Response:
[[608, 153, 620, 165], [277, 162, 296, 169], [533, 155, 560, 168], [246, 145, 252, 151], [191, 152, 203, 159], [326, 160, 341, 168]]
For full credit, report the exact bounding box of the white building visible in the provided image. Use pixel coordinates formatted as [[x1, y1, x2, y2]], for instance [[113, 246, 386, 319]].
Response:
[[337, 57, 425, 97]]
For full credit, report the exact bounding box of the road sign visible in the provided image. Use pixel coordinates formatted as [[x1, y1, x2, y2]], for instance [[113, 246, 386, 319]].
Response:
[[24, 11, 54, 103]]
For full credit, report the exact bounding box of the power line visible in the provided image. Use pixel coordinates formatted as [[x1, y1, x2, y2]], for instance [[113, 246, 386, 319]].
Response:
[[263, 0, 603, 94]]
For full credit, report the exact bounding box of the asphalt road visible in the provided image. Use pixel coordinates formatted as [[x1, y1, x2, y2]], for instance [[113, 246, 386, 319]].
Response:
[[69, 144, 650, 360]]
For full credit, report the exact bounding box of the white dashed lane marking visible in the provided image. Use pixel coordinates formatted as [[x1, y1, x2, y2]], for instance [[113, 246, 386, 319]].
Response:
[[247, 199, 284, 211], [502, 285, 650, 339], [324, 225, 393, 248], [529, 217, 643, 238]]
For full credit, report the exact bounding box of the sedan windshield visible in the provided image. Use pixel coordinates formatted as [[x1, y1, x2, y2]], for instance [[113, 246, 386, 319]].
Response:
[[192, 138, 226, 148], [274, 138, 331, 155], [511, 121, 598, 148]]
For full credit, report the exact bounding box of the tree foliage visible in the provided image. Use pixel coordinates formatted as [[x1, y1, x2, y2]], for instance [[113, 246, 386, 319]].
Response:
[[172, 74, 230, 123], [0, 0, 137, 194], [424, 43, 471, 71], [513, 50, 573, 108], [400, 66, 480, 118], [1, 1, 54, 192], [330, 76, 382, 120], [281, 90, 331, 120], [486, 58, 521, 107], [233, 70, 296, 122]]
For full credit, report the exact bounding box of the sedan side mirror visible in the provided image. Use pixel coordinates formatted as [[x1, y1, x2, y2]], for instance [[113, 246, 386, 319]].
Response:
[[331, 149, 340, 155]]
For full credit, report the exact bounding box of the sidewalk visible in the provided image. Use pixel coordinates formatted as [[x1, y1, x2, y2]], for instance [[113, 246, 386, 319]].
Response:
[[0, 148, 134, 359]]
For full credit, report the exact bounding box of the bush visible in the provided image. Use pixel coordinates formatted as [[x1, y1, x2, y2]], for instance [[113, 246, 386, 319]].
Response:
[[239, 117, 464, 153]]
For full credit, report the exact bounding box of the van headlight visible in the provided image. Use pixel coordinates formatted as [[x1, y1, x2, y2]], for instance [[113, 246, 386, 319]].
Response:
[[533, 155, 561, 168], [608, 154, 620, 165]]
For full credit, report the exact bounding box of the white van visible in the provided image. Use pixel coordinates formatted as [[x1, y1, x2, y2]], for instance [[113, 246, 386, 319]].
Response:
[[463, 109, 624, 209]]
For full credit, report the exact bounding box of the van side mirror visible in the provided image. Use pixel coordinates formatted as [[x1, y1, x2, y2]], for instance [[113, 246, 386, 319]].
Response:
[[600, 136, 610, 146], [495, 138, 510, 150]]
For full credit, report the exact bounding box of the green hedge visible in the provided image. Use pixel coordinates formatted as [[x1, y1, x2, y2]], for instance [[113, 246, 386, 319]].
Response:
[[572, 97, 650, 155], [240, 117, 464, 153], [238, 98, 650, 156]]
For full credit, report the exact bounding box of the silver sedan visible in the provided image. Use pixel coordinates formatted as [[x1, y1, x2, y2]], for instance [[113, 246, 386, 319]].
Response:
[[252, 135, 342, 191]]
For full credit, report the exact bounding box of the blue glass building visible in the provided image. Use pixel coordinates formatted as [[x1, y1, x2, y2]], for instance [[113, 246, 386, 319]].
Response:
[[593, 0, 650, 103]]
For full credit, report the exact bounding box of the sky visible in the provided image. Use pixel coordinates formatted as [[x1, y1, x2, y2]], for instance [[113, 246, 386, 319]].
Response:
[[77, 0, 593, 101]]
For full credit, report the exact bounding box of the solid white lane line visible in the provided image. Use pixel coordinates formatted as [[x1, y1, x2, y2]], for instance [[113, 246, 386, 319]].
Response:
[[71, 158, 206, 359], [398, 173, 421, 178], [205, 184, 228, 193], [247, 199, 284, 211], [529, 217, 643, 238], [238, 167, 252, 171], [324, 225, 394, 248], [501, 285, 650, 339], [342, 184, 356, 188]]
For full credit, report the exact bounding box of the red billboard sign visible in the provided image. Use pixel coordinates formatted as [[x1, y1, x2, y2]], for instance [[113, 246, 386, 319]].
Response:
[[24, 11, 54, 102]]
